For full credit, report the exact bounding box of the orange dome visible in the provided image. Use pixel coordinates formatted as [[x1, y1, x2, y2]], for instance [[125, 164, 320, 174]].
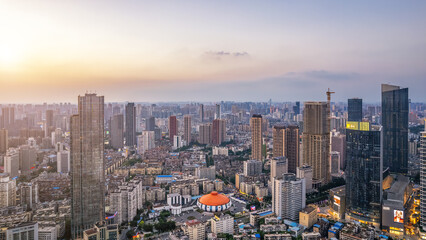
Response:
[[198, 191, 230, 206]]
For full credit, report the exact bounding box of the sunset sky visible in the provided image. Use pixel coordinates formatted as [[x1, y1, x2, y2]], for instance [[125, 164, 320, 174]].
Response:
[[0, 1, 425, 103]]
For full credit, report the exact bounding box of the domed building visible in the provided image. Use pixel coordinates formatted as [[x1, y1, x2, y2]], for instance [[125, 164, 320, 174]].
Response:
[[197, 191, 232, 212]]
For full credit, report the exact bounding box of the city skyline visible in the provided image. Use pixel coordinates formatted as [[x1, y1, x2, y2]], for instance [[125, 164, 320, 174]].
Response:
[[1, 1, 426, 103]]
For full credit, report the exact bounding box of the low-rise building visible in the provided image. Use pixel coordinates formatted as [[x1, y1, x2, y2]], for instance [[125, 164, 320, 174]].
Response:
[[299, 205, 318, 229]]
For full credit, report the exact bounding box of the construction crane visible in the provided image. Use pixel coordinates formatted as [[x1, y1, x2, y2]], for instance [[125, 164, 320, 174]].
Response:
[[326, 88, 335, 104]]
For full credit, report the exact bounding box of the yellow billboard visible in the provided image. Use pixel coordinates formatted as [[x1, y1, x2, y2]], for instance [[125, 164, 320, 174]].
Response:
[[346, 121, 370, 131]]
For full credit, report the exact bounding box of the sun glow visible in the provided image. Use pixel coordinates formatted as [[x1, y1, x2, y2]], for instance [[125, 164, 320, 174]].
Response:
[[0, 45, 24, 70]]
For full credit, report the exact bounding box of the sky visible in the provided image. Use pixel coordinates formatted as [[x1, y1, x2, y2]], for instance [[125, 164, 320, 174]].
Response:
[[0, 0, 425, 103]]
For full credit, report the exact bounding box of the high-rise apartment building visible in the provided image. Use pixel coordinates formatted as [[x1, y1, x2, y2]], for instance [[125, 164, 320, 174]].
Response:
[[302, 102, 330, 186], [381, 84, 408, 174], [46, 110, 54, 128], [273, 126, 285, 158], [345, 121, 381, 226], [1, 107, 14, 129], [212, 119, 226, 145], [0, 173, 16, 207], [0, 128, 8, 154], [146, 116, 156, 131], [273, 125, 300, 173], [184, 115, 192, 144], [331, 130, 346, 171], [57, 150, 70, 173], [169, 116, 178, 142], [19, 145, 37, 174], [243, 160, 262, 177], [199, 123, 212, 144], [71, 93, 105, 238], [125, 103, 136, 146], [211, 214, 234, 234], [137, 131, 155, 155], [270, 157, 288, 180], [348, 98, 362, 121], [273, 173, 306, 221], [184, 220, 205, 240], [251, 114, 263, 161], [297, 165, 313, 192], [4, 148, 19, 178], [110, 114, 124, 149]]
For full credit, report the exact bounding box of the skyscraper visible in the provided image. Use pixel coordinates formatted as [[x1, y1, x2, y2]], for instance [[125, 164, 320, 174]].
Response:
[[199, 104, 204, 122], [273, 125, 300, 173], [212, 119, 226, 145], [125, 103, 136, 147], [169, 116, 178, 142], [215, 104, 221, 119], [0, 173, 16, 208], [345, 121, 381, 227], [199, 123, 212, 144], [293, 101, 300, 115], [302, 102, 330, 186], [184, 115, 192, 144], [146, 116, 156, 131], [421, 130, 426, 230], [348, 98, 362, 121], [137, 131, 155, 155], [71, 93, 105, 238], [250, 114, 263, 161], [110, 114, 124, 149], [46, 110, 54, 128], [0, 128, 8, 154], [381, 84, 409, 174]]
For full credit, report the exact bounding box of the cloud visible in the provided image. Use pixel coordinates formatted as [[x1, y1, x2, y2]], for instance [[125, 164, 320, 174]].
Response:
[[202, 51, 250, 60]]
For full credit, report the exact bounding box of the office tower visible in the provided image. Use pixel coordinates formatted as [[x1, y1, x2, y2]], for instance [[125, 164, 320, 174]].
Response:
[[297, 165, 313, 192], [212, 119, 226, 145], [199, 104, 204, 122], [4, 148, 19, 178], [57, 150, 70, 173], [211, 214, 234, 234], [345, 121, 381, 226], [71, 93, 105, 238], [0, 173, 16, 207], [270, 157, 288, 180], [0, 128, 7, 154], [348, 98, 362, 121], [293, 101, 300, 115], [184, 115, 192, 144], [19, 145, 37, 174], [421, 131, 426, 230], [330, 151, 340, 175], [381, 84, 409, 174], [146, 116, 156, 131], [110, 114, 124, 149], [169, 116, 178, 142], [215, 104, 221, 119], [125, 103, 136, 146], [199, 123, 212, 144], [243, 160, 262, 176], [137, 131, 155, 155], [331, 130, 346, 170], [285, 126, 300, 173], [302, 102, 330, 186], [273, 173, 306, 221], [250, 114, 263, 161]]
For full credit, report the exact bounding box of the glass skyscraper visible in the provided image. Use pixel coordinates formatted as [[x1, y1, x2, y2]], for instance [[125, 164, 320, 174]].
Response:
[[71, 94, 105, 238], [381, 84, 408, 174], [345, 122, 381, 227], [348, 98, 362, 121]]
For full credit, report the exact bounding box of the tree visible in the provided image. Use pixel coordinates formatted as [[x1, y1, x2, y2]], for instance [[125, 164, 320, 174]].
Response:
[[142, 223, 154, 232], [126, 230, 136, 239]]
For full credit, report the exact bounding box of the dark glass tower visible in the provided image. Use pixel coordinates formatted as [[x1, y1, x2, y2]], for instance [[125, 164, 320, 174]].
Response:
[[293, 101, 300, 115], [345, 123, 381, 226], [381, 84, 408, 174], [71, 94, 105, 238], [125, 103, 136, 146], [348, 98, 362, 121]]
